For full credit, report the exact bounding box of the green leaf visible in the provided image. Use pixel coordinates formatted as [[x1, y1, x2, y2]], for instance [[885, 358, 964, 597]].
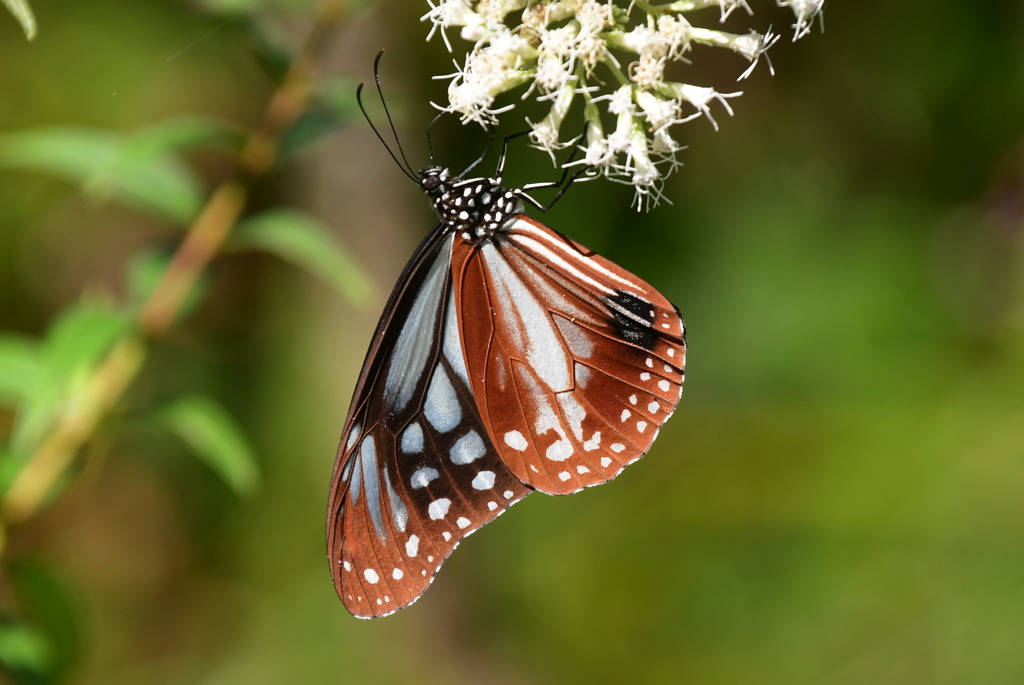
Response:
[[317, 76, 362, 121], [233, 209, 373, 306], [125, 249, 207, 320], [0, 449, 22, 493], [124, 118, 240, 159], [0, 621, 51, 680], [279, 77, 362, 157], [10, 301, 132, 457], [0, 127, 204, 225], [0, 336, 40, 406], [39, 301, 132, 386], [159, 395, 260, 497], [1, 0, 36, 40], [200, 0, 271, 15], [6, 562, 80, 681]]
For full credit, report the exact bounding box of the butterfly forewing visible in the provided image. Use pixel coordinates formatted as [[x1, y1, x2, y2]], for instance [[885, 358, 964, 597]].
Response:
[[328, 230, 531, 618], [452, 216, 686, 495]]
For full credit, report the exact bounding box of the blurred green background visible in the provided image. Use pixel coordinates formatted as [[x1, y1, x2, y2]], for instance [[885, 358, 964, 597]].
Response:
[[2, 0, 1023, 683]]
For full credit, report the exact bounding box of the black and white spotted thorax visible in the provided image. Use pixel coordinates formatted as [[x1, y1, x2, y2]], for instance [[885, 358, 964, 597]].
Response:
[[419, 166, 524, 240]]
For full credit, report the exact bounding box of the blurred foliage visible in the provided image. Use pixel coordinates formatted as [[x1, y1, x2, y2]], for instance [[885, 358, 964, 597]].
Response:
[[1, 0, 1023, 684], [1, 0, 35, 40]]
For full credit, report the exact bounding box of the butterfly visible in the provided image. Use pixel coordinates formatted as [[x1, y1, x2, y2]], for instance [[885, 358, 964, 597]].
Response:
[[327, 72, 686, 619]]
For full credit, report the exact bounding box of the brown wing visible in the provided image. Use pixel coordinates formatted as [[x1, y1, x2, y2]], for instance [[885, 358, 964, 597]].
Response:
[[452, 215, 686, 495], [327, 231, 531, 619]]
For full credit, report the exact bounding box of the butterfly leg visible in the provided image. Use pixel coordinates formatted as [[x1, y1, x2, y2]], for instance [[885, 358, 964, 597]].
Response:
[[456, 127, 496, 179], [519, 135, 590, 211]]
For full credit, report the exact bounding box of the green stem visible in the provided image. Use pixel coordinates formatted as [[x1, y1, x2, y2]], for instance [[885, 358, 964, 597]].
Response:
[[0, 0, 349, 537], [3, 337, 146, 523]]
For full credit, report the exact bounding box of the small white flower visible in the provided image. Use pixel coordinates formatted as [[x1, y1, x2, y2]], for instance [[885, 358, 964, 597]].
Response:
[[657, 14, 693, 60], [529, 83, 577, 158], [423, 0, 825, 208], [422, 0, 482, 51], [635, 90, 679, 131], [734, 29, 780, 78], [664, 83, 741, 130], [534, 52, 574, 93], [629, 53, 666, 89], [604, 84, 635, 117], [618, 25, 665, 58], [779, 0, 825, 40]]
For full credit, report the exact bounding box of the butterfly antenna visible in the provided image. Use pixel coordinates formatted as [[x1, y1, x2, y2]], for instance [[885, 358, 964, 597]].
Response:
[[426, 112, 444, 167], [372, 50, 417, 178], [357, 81, 417, 182]]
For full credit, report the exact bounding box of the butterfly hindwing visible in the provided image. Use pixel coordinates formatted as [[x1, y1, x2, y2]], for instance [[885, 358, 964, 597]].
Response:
[[453, 216, 686, 495]]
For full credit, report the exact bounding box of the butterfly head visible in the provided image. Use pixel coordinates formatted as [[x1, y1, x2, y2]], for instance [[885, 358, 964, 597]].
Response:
[[418, 166, 451, 198]]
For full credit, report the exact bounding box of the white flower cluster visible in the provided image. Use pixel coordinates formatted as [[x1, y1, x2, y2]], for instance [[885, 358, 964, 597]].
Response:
[[423, 0, 824, 208]]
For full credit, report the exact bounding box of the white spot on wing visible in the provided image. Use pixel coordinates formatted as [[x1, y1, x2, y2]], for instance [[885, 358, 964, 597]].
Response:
[[346, 423, 361, 451], [558, 471, 571, 481], [392, 568, 404, 580], [658, 379, 671, 392], [400, 422, 424, 454], [504, 430, 527, 451], [411, 467, 439, 488], [472, 470, 496, 490], [425, 368, 460, 433], [547, 439, 573, 461], [611, 443, 625, 453], [450, 430, 486, 464], [601, 457, 612, 467], [456, 516, 471, 529], [406, 535, 419, 557], [428, 498, 451, 520], [364, 569, 379, 584]]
